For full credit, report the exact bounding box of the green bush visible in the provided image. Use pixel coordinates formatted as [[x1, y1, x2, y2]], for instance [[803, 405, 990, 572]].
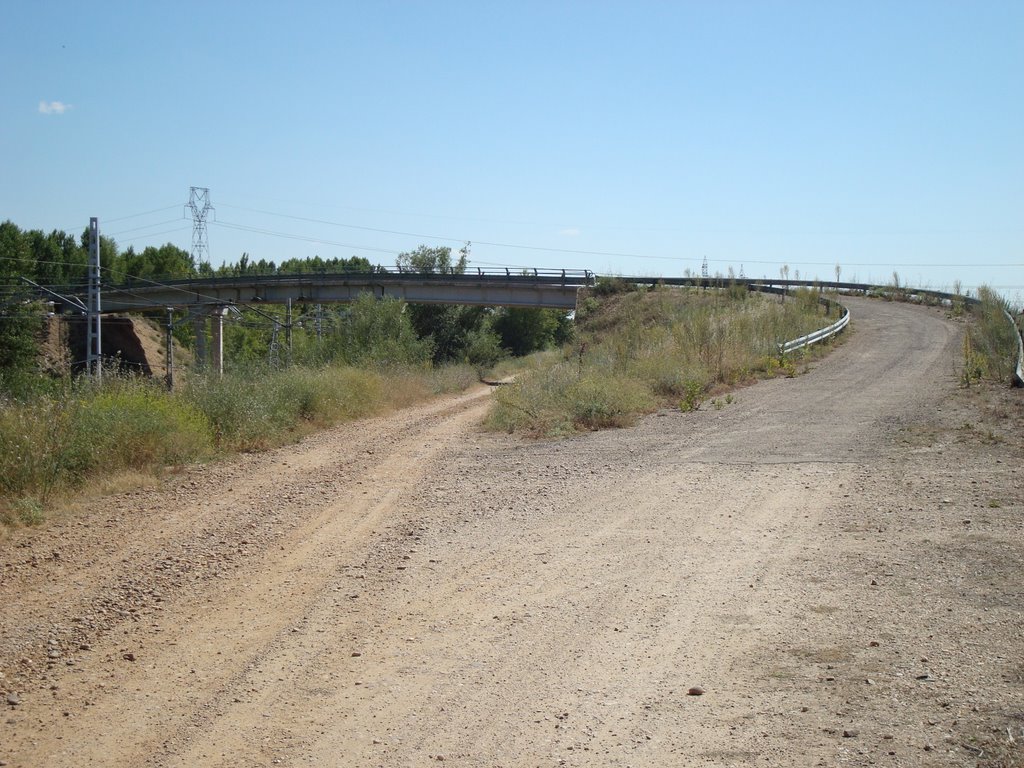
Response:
[[70, 383, 212, 471], [462, 327, 507, 373], [0, 379, 211, 501], [569, 374, 654, 430]]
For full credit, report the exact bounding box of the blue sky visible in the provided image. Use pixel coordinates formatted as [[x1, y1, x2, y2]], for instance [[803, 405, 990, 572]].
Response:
[[3, 1, 1021, 300]]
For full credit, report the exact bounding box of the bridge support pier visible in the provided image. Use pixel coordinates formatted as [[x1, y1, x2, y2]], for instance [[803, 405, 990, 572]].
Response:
[[192, 307, 227, 377], [210, 308, 225, 377], [192, 315, 207, 372]]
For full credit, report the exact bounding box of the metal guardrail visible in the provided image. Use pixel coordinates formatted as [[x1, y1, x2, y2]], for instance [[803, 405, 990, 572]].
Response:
[[1004, 309, 1024, 387], [780, 304, 851, 355], [741, 283, 851, 355]]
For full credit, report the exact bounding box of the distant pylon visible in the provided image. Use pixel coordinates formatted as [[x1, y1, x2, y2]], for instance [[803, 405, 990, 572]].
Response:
[[701, 256, 709, 279], [739, 264, 746, 279], [186, 187, 214, 265]]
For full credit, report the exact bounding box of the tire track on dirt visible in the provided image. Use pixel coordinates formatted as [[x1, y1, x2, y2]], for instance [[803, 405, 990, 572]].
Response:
[[0, 387, 492, 766]]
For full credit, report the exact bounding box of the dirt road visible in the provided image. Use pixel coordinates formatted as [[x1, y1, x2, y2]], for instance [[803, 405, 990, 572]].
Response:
[[2, 297, 1022, 767]]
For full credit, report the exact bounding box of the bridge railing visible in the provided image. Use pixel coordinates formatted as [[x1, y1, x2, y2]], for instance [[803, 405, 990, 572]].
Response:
[[109, 267, 595, 292]]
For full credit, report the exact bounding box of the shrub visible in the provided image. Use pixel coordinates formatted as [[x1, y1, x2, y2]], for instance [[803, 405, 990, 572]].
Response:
[[964, 286, 1018, 385], [69, 383, 212, 471]]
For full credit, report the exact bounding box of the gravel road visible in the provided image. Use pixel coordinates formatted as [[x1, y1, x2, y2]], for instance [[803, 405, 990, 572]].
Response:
[[1, 296, 1022, 767]]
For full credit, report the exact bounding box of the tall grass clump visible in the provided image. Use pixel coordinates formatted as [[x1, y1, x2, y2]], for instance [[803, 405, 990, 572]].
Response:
[[2, 359, 480, 528], [184, 364, 387, 450], [0, 376, 212, 511], [963, 286, 1019, 386], [488, 285, 835, 436], [70, 379, 212, 471]]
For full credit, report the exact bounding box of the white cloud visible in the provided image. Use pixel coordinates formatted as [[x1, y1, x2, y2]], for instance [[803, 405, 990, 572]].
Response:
[[559, 227, 581, 237], [38, 100, 72, 115]]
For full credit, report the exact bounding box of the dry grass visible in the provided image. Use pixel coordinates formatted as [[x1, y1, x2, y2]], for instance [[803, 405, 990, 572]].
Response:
[[0, 361, 478, 529], [487, 285, 836, 436]]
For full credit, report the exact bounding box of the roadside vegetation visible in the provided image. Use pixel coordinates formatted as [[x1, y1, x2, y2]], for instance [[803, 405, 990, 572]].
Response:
[[5, 213, 1017, 526], [0, 223, 574, 530], [962, 286, 1022, 387], [486, 282, 839, 437], [0, 362, 480, 529]]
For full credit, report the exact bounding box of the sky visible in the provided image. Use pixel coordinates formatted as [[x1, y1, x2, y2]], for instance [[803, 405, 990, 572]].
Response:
[[2, 1, 1021, 302]]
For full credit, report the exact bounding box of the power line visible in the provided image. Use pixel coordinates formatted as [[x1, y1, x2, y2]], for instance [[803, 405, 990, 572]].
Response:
[[104, 205, 182, 224], [215, 204, 655, 260], [107, 218, 185, 237], [216, 204, 467, 244], [213, 200, 1024, 268], [212, 220, 402, 255], [116, 226, 192, 244], [58, 205, 181, 233]]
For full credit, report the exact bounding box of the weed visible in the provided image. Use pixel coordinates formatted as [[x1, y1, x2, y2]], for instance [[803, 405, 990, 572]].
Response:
[[679, 379, 706, 412], [14, 497, 44, 525]]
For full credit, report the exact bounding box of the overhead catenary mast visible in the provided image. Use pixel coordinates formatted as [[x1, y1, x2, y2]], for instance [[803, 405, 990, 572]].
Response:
[[87, 217, 102, 379]]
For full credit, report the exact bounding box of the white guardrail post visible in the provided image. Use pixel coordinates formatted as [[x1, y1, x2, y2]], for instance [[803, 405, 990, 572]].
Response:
[[1004, 309, 1024, 387]]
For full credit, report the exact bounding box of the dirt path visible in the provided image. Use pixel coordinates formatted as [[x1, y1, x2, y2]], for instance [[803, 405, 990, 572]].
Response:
[[2, 297, 1022, 767]]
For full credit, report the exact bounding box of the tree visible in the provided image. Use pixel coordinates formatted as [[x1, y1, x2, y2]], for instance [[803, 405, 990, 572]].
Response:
[[396, 244, 467, 275], [493, 307, 572, 356], [111, 243, 195, 282], [341, 294, 431, 365], [0, 301, 42, 375], [395, 244, 483, 363], [277, 255, 376, 275]]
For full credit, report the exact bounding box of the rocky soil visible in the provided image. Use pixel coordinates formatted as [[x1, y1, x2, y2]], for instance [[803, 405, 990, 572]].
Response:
[[1, 296, 1022, 767]]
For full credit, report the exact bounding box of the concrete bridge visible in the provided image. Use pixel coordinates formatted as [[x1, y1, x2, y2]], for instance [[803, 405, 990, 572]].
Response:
[[87, 269, 593, 377], [99, 269, 596, 313]]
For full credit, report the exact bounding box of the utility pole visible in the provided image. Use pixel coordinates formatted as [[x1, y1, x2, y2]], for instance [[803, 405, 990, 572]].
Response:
[[268, 322, 281, 369], [165, 308, 174, 391], [87, 217, 102, 379], [186, 187, 214, 266]]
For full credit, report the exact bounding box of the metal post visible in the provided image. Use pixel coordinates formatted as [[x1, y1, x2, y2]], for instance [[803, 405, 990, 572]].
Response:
[[268, 322, 280, 369], [286, 298, 293, 366], [165, 308, 174, 391], [87, 217, 102, 379]]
